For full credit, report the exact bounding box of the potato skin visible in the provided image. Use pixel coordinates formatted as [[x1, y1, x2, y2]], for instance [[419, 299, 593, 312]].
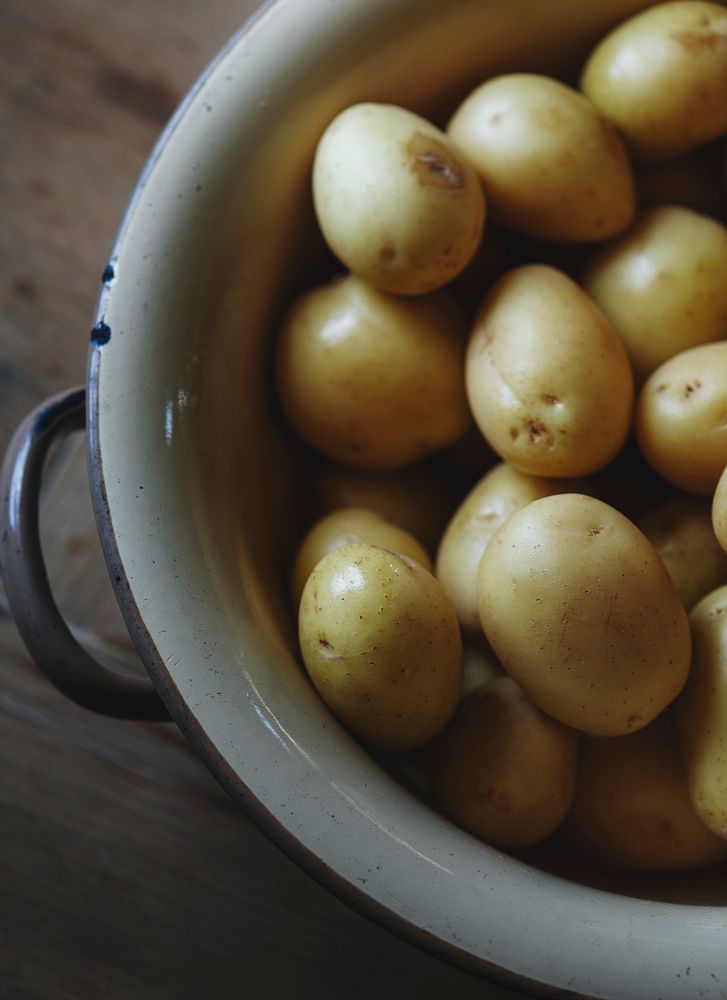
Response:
[[477, 494, 691, 736], [435, 463, 575, 631], [276, 274, 470, 469], [636, 342, 727, 494], [583, 206, 727, 382], [291, 506, 431, 608], [713, 464, 727, 553], [313, 103, 485, 295], [299, 542, 462, 751], [677, 584, 727, 839], [638, 493, 727, 610], [447, 73, 634, 242], [465, 265, 634, 477], [431, 676, 577, 849], [562, 715, 727, 871], [581, 0, 727, 161]]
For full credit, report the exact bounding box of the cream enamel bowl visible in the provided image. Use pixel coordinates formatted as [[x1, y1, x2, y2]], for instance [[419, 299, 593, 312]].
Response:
[[3, 1, 727, 997]]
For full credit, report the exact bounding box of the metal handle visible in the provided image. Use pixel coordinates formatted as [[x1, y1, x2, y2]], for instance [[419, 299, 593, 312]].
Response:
[[0, 386, 168, 720]]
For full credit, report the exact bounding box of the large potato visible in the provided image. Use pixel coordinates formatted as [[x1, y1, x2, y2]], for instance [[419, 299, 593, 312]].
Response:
[[677, 584, 727, 840], [431, 676, 577, 849], [276, 274, 470, 468], [581, 0, 727, 161], [477, 494, 691, 736], [298, 542, 462, 751], [435, 463, 574, 631], [562, 716, 727, 871], [636, 342, 727, 494], [583, 206, 727, 381], [312, 103, 485, 295], [447, 73, 634, 242], [465, 265, 634, 477], [638, 493, 727, 610], [291, 506, 431, 608]]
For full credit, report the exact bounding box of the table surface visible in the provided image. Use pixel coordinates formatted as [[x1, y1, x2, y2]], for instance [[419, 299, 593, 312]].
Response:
[[0, 3, 523, 997]]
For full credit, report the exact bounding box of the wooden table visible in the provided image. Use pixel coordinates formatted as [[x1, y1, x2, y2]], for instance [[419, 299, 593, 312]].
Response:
[[0, 3, 522, 997]]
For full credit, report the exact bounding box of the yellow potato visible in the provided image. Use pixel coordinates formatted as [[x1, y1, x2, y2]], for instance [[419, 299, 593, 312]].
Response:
[[312, 103, 485, 295], [583, 206, 727, 381], [291, 506, 432, 609], [306, 459, 458, 552], [676, 584, 727, 840], [435, 463, 574, 631], [276, 274, 470, 468], [638, 493, 727, 609], [562, 715, 727, 871], [581, 0, 727, 161], [712, 464, 727, 553], [431, 676, 578, 849], [465, 265, 634, 477], [447, 73, 634, 242], [477, 494, 691, 736], [298, 542, 462, 751], [636, 342, 727, 494]]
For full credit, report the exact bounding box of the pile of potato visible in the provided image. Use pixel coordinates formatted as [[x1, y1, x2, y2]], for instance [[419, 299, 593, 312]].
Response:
[[275, 0, 727, 872]]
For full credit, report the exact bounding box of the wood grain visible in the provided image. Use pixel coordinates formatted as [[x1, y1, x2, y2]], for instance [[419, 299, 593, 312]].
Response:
[[0, 2, 520, 997]]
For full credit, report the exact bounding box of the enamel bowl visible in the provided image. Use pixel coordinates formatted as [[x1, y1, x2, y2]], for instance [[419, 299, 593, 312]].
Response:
[[7, 1, 727, 996]]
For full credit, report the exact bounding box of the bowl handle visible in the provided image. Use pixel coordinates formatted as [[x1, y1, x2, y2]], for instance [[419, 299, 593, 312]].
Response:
[[0, 386, 168, 720]]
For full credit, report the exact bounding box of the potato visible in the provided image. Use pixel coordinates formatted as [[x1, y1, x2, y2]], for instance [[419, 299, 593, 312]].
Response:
[[581, 0, 727, 161], [583, 206, 727, 381], [465, 265, 634, 477], [712, 464, 727, 552], [431, 676, 577, 849], [638, 493, 727, 609], [291, 506, 432, 608], [306, 460, 458, 552], [635, 342, 727, 494], [276, 274, 470, 468], [676, 584, 727, 839], [477, 494, 691, 736], [447, 73, 634, 242], [435, 462, 575, 631], [312, 103, 485, 295], [562, 715, 727, 871], [298, 542, 462, 750]]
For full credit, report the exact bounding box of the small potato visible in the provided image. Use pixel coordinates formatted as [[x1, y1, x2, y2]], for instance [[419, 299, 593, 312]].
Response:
[[291, 506, 431, 608], [478, 494, 691, 736], [676, 584, 727, 840], [713, 464, 727, 552], [465, 265, 634, 477], [447, 73, 634, 242], [562, 716, 727, 871], [306, 459, 459, 552], [583, 206, 727, 381], [276, 274, 470, 469], [312, 103, 485, 295], [435, 463, 575, 631], [299, 542, 462, 751], [638, 493, 727, 609], [431, 676, 578, 849], [581, 0, 727, 161], [636, 342, 727, 494]]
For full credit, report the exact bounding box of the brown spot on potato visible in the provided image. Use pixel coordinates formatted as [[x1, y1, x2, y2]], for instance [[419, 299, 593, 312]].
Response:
[[528, 419, 548, 442], [683, 379, 702, 397], [378, 241, 397, 263], [406, 133, 465, 191], [670, 30, 727, 51]]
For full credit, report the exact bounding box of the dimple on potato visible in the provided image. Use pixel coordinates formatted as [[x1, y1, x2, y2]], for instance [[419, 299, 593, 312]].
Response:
[[581, 0, 727, 161], [465, 265, 634, 478], [276, 274, 470, 469], [477, 493, 691, 736], [636, 341, 727, 494], [312, 102, 485, 295], [447, 73, 634, 242], [677, 584, 727, 840], [431, 676, 578, 849], [298, 541, 462, 751]]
